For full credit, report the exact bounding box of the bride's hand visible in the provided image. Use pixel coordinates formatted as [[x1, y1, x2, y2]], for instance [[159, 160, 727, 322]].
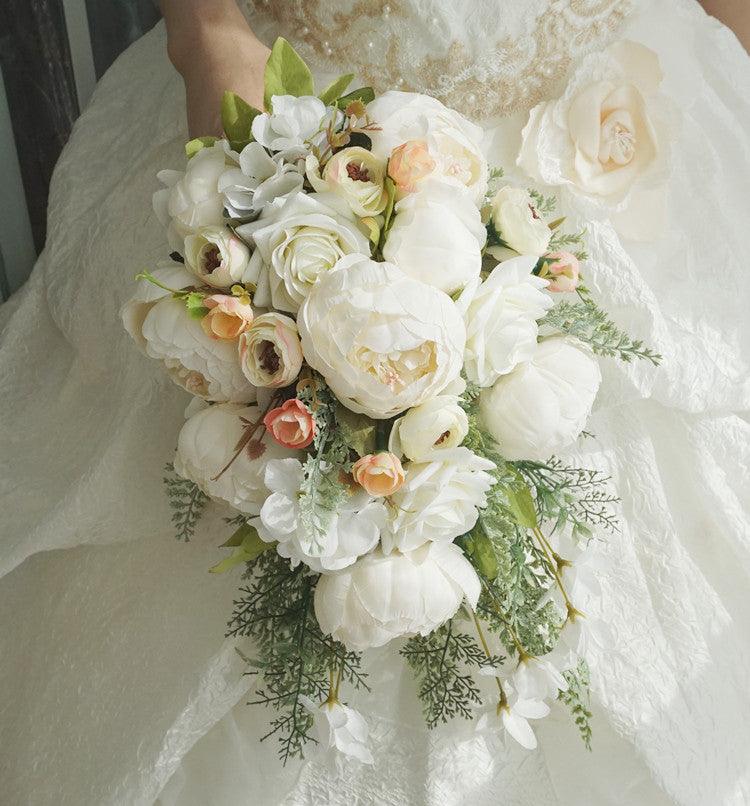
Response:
[[162, 0, 270, 138]]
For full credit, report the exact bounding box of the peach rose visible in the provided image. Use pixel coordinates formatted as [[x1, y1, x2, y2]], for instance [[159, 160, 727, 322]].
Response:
[[352, 452, 405, 497], [263, 398, 316, 450], [539, 251, 580, 293], [388, 139, 436, 194], [200, 294, 254, 340]]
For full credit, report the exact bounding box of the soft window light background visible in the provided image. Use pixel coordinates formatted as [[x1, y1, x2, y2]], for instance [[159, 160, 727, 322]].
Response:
[[0, 0, 159, 300]]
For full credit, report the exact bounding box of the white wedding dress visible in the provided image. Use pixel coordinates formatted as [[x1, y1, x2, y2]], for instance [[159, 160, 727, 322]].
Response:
[[1, 0, 749, 803]]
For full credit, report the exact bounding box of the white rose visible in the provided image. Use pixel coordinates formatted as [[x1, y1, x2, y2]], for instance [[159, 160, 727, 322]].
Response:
[[461, 255, 553, 387], [238, 192, 370, 313], [384, 447, 495, 553], [367, 90, 488, 203], [517, 41, 668, 236], [251, 458, 386, 572], [174, 403, 292, 514], [314, 541, 481, 651], [388, 395, 469, 462], [298, 255, 465, 419], [251, 95, 329, 155], [479, 337, 601, 461], [183, 225, 253, 288], [141, 296, 256, 402], [382, 180, 486, 295], [238, 312, 303, 388], [490, 186, 551, 257], [305, 147, 388, 217], [153, 143, 228, 252], [218, 141, 304, 218], [121, 260, 194, 354]]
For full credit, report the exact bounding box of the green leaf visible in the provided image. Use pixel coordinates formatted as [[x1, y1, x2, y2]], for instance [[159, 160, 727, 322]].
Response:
[[185, 291, 208, 319], [318, 73, 354, 105], [264, 37, 314, 110], [210, 524, 271, 573], [335, 87, 375, 109], [460, 530, 498, 580], [221, 91, 261, 152], [185, 136, 218, 159], [505, 478, 538, 530], [360, 216, 381, 247], [335, 404, 376, 458], [381, 176, 397, 235]]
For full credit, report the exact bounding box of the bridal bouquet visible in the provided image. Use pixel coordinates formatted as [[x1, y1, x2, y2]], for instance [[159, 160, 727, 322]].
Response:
[[124, 38, 660, 763]]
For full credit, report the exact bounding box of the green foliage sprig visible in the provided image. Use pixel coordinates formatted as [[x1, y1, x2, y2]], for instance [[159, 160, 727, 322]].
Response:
[[542, 300, 662, 365], [560, 661, 594, 750], [163, 462, 208, 541]]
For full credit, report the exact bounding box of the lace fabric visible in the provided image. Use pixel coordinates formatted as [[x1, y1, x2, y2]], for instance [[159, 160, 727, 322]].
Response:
[[242, 0, 632, 118]]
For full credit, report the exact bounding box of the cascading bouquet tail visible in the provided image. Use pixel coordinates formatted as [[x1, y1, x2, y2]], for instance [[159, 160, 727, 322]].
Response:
[[123, 37, 661, 764]]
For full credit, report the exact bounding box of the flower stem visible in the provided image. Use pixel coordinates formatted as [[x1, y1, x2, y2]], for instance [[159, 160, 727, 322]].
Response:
[[471, 610, 506, 706], [532, 525, 575, 613]]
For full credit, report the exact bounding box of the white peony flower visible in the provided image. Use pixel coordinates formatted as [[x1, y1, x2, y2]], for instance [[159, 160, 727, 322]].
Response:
[[517, 40, 669, 237], [384, 447, 495, 552], [251, 95, 329, 155], [314, 541, 481, 650], [238, 312, 303, 388], [306, 147, 388, 217], [382, 180, 486, 295], [121, 260, 194, 355], [476, 675, 550, 751], [252, 458, 386, 572], [299, 697, 374, 765], [299, 255, 465, 419], [218, 141, 304, 218], [388, 394, 468, 462], [153, 143, 228, 252], [490, 186, 551, 257], [140, 296, 256, 402], [238, 191, 370, 313], [367, 90, 488, 203], [479, 337, 601, 461], [183, 225, 253, 288], [174, 403, 293, 514], [461, 255, 553, 387]]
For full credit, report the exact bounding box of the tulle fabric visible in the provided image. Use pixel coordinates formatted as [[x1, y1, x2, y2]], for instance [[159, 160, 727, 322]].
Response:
[[1, 1, 749, 804]]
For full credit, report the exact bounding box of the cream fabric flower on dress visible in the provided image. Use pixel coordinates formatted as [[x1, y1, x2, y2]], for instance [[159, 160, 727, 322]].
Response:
[[314, 542, 481, 651], [518, 40, 669, 237], [174, 403, 293, 515], [298, 255, 465, 419]]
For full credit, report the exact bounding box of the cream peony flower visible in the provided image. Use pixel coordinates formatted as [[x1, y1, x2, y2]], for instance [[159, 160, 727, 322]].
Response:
[[490, 186, 552, 257], [251, 95, 329, 155], [385, 447, 495, 552], [183, 225, 253, 289], [518, 40, 669, 236], [367, 91, 488, 203], [238, 192, 370, 313], [252, 458, 386, 572], [314, 542, 481, 651], [479, 337, 601, 461], [388, 394, 468, 462], [382, 180, 486, 295], [153, 143, 228, 252], [121, 260, 195, 355], [306, 147, 388, 217], [298, 255, 466, 419], [461, 255, 553, 387], [238, 312, 303, 388], [140, 296, 256, 402], [299, 697, 374, 765], [219, 141, 303, 218], [174, 403, 293, 514]]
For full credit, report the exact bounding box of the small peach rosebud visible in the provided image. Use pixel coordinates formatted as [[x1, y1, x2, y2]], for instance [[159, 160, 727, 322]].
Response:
[[539, 251, 580, 293], [200, 294, 254, 340], [263, 398, 316, 450], [388, 139, 436, 194], [352, 452, 405, 497]]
